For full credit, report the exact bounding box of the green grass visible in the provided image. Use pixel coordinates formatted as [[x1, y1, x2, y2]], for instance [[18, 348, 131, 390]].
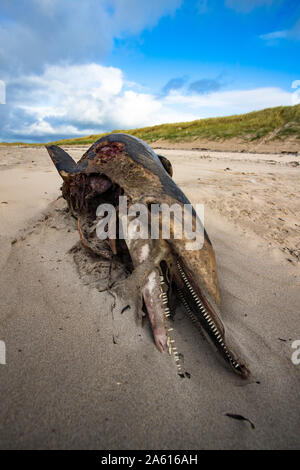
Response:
[[1, 104, 300, 146]]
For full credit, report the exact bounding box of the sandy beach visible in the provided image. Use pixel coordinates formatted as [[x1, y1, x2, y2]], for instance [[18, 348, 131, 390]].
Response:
[[0, 145, 299, 449]]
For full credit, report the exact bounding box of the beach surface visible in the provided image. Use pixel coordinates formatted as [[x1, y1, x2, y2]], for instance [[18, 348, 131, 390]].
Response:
[[0, 145, 299, 449]]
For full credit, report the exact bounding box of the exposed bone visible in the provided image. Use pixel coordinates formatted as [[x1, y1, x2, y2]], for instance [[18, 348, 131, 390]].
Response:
[[142, 269, 167, 352]]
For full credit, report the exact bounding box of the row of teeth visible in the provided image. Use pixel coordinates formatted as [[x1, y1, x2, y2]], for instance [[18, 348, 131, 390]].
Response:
[[159, 275, 185, 377], [176, 288, 204, 335], [176, 260, 241, 371]]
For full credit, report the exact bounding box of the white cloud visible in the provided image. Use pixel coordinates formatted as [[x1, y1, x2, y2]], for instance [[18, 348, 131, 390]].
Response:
[[109, 0, 182, 36], [260, 17, 300, 44], [164, 87, 293, 115], [0, 0, 182, 76], [3, 63, 197, 140], [1, 63, 295, 142], [260, 30, 288, 41]]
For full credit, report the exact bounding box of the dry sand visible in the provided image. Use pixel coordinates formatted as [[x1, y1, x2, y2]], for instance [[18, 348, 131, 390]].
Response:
[[152, 135, 300, 154], [0, 145, 299, 450]]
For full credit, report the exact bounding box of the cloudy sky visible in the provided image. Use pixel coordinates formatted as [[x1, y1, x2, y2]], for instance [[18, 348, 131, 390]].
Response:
[[0, 0, 299, 142]]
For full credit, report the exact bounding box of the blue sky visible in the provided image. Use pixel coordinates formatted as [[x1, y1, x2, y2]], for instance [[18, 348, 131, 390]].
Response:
[[0, 0, 300, 142]]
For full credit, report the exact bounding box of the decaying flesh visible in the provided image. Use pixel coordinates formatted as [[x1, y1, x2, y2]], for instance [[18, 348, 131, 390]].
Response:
[[46, 134, 249, 378]]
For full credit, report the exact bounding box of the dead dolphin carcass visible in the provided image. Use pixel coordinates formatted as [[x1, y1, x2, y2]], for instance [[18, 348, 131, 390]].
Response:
[[46, 134, 249, 378]]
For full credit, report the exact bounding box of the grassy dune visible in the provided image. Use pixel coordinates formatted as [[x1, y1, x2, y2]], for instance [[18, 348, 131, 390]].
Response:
[[1, 104, 300, 147]]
